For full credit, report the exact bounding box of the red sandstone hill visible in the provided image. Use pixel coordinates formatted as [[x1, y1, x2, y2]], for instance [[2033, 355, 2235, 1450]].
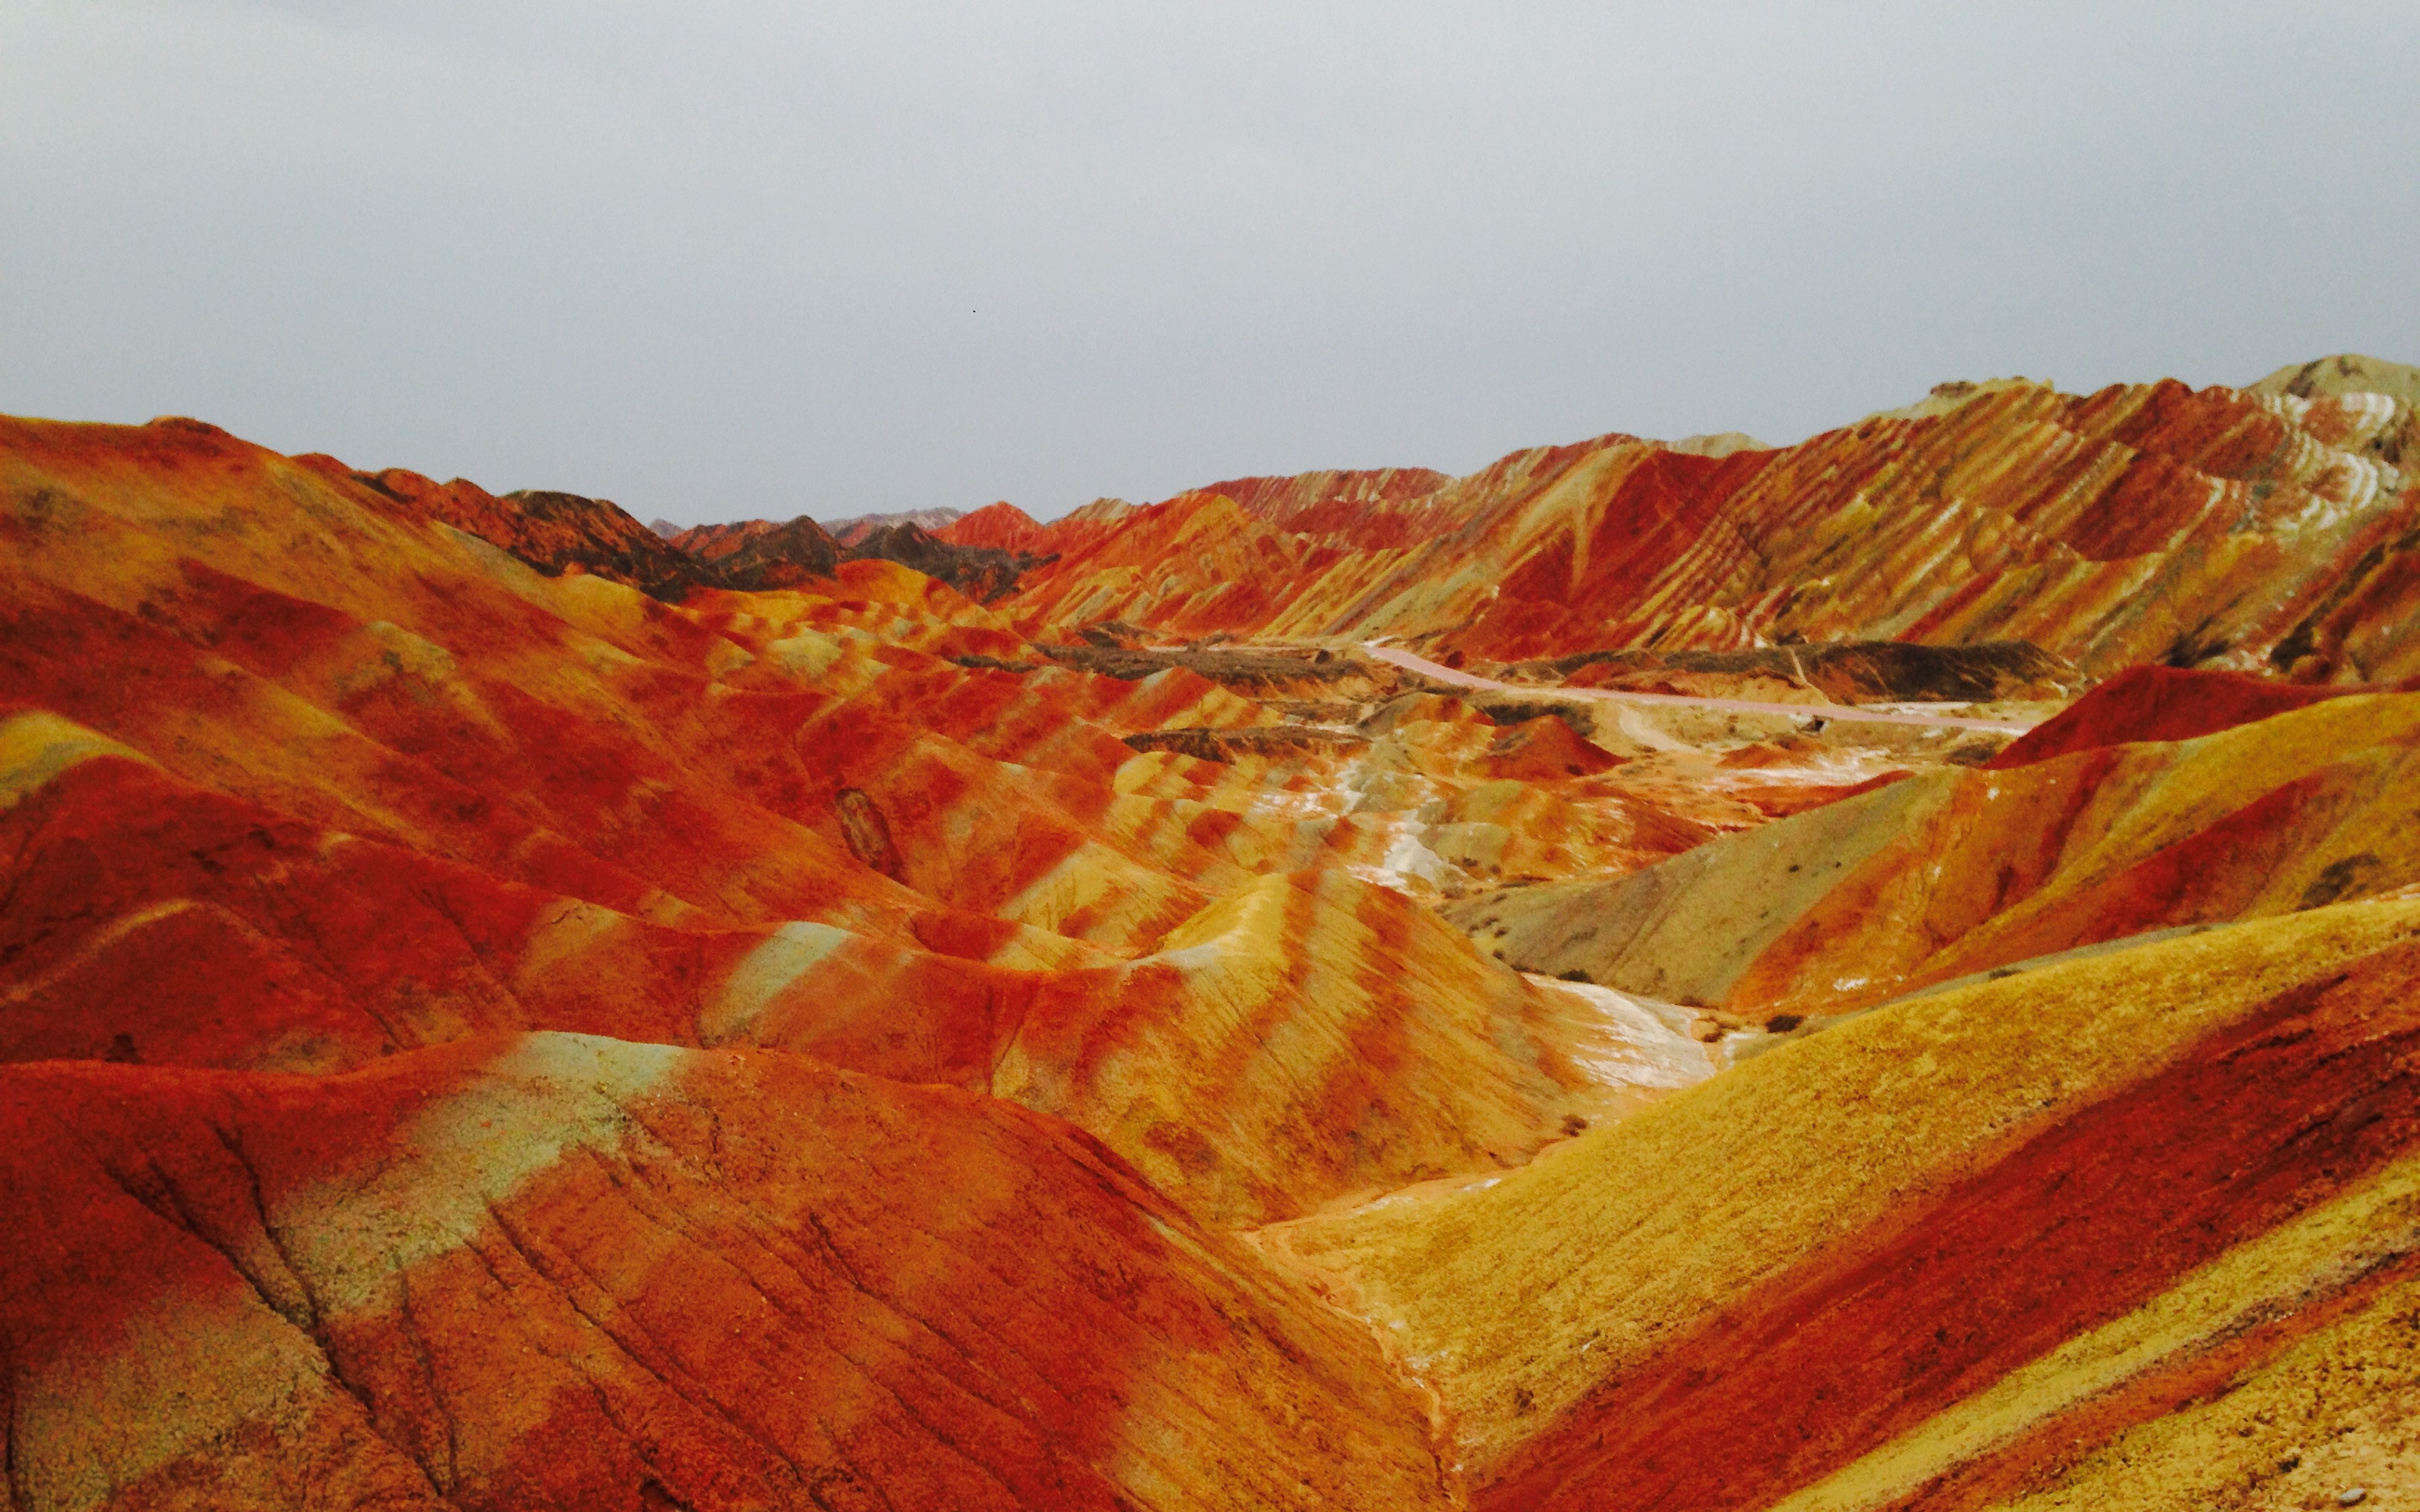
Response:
[[942, 500, 1050, 552], [977, 364, 2420, 683], [6, 367, 2420, 1510]]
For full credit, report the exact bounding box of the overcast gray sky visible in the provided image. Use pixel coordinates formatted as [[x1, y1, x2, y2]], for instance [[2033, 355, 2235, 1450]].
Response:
[[4, 2, 2416, 525]]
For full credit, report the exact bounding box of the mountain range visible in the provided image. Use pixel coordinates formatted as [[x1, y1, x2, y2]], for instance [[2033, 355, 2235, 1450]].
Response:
[[1, 357, 2416, 1511]]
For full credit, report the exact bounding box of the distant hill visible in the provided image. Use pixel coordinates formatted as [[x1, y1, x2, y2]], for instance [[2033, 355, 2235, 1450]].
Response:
[[985, 359, 2420, 683]]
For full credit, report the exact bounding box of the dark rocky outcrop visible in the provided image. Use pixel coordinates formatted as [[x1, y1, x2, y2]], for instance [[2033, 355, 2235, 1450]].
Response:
[[712, 514, 847, 588], [1121, 726, 1366, 762], [348, 477, 1031, 604], [1511, 639, 2080, 705], [1043, 642, 1391, 697], [334, 467, 727, 600], [847, 521, 1031, 602], [492, 489, 730, 599], [670, 514, 1045, 602]]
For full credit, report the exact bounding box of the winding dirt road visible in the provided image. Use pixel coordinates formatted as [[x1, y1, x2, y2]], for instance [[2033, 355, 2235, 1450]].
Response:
[[1364, 645, 2041, 734]]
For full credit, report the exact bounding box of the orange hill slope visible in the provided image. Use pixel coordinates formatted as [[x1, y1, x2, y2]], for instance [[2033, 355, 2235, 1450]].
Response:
[[945, 500, 1052, 552], [982, 363, 2420, 682]]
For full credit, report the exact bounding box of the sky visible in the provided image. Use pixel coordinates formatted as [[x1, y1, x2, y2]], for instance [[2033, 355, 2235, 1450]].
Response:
[[4, 3, 2416, 527]]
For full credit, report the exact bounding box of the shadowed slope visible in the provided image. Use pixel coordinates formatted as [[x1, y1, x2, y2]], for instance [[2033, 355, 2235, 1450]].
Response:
[[824, 506, 965, 544], [291, 455, 727, 603], [707, 514, 846, 586], [670, 513, 1039, 600]]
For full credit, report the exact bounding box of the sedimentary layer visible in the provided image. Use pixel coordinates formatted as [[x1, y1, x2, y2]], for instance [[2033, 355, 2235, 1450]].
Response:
[[2, 1033, 1453, 1511], [958, 362, 2420, 683], [1452, 670, 2420, 1021], [1260, 900, 2420, 1509]]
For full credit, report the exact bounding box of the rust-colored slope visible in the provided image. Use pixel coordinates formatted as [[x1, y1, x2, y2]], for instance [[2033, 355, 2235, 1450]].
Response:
[[1195, 465, 1454, 546], [0, 1034, 1454, 1511], [0, 528, 905, 934], [999, 491, 1338, 639], [0, 727, 1035, 1082]]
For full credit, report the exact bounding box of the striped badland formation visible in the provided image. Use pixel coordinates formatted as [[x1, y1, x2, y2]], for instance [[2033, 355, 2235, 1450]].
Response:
[[959, 363, 2420, 683], [1, 356, 2416, 1510]]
